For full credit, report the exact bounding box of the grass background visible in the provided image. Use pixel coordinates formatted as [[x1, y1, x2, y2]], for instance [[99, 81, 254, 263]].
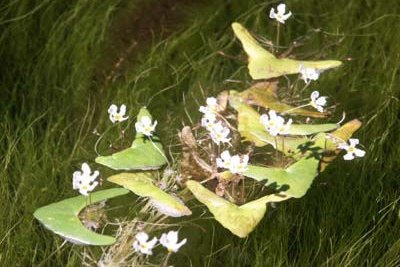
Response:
[[1, 0, 399, 266]]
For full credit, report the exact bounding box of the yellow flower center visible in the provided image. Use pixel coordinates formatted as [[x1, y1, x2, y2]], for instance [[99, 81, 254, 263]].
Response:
[[114, 114, 122, 121]]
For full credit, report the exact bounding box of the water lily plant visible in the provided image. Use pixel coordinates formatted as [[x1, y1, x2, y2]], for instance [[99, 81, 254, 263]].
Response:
[[33, 14, 367, 267], [133, 232, 158, 255], [108, 104, 128, 123], [72, 162, 99, 196]]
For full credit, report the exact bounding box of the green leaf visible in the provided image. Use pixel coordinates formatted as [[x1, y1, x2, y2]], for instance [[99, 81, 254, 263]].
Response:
[[108, 172, 192, 217], [238, 82, 328, 118], [243, 120, 362, 197], [288, 123, 338, 135], [95, 107, 167, 170], [244, 156, 319, 198], [95, 137, 167, 170], [186, 180, 285, 238], [33, 188, 129, 246], [232, 22, 342, 80]]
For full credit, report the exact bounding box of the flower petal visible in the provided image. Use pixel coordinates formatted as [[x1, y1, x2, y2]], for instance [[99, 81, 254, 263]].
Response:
[[277, 4, 286, 14], [119, 104, 127, 116], [355, 148, 366, 157], [343, 152, 355, 160], [108, 104, 117, 114], [349, 138, 359, 146]]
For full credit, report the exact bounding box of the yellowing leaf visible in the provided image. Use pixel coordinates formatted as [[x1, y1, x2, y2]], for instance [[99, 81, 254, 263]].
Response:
[[229, 91, 335, 153], [186, 180, 285, 238], [232, 22, 342, 80], [108, 172, 192, 217], [239, 82, 328, 118], [314, 119, 362, 171]]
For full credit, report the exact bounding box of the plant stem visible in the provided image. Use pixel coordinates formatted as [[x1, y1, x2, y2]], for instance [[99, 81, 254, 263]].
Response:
[[283, 103, 311, 114], [162, 251, 172, 267], [276, 23, 280, 53]]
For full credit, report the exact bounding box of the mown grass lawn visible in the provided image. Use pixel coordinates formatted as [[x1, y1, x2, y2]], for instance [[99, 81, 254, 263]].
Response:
[[1, 0, 399, 266]]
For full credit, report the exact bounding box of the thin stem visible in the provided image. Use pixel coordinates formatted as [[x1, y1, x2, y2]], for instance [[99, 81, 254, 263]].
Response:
[[283, 103, 311, 114], [276, 23, 280, 52], [162, 251, 172, 267], [274, 136, 278, 159], [299, 81, 311, 94], [281, 136, 285, 163]]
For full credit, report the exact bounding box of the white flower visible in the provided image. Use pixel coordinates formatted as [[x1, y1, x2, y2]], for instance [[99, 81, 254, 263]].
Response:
[[216, 150, 233, 170], [199, 97, 219, 115], [135, 116, 157, 136], [209, 122, 231, 144], [133, 232, 158, 255], [269, 3, 292, 24], [299, 65, 320, 84], [201, 112, 218, 131], [338, 138, 366, 160], [108, 104, 128, 123], [310, 91, 327, 112], [72, 163, 99, 196], [260, 110, 292, 136], [216, 150, 249, 174], [160, 230, 187, 253]]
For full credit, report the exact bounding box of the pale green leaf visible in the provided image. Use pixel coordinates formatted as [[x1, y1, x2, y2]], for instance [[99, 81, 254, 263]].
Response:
[[33, 188, 129, 246], [95, 107, 167, 170], [186, 180, 284, 238], [238, 82, 328, 118], [108, 172, 192, 217], [232, 22, 342, 80], [244, 156, 319, 198]]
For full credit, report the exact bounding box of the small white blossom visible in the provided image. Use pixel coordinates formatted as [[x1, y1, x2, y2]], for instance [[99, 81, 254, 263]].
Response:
[[217, 150, 249, 174], [135, 116, 157, 136], [338, 138, 366, 160], [216, 150, 233, 170], [201, 112, 218, 131], [72, 163, 99, 196], [209, 122, 231, 144], [108, 104, 128, 123], [299, 65, 320, 84], [160, 230, 187, 253], [269, 3, 292, 24], [199, 97, 219, 115], [133, 232, 158, 255], [310, 91, 327, 112], [260, 110, 292, 136]]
